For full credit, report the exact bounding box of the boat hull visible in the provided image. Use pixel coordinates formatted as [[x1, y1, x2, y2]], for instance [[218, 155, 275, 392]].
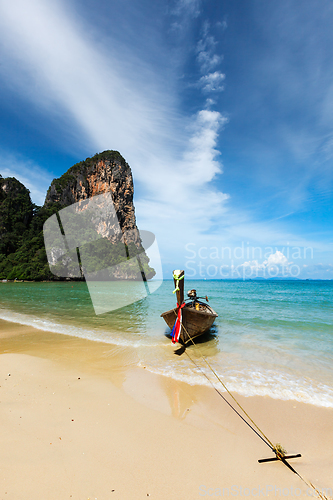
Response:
[[161, 304, 218, 343]]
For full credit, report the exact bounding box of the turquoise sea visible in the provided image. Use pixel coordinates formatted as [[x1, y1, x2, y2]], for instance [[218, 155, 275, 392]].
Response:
[[0, 279, 332, 408]]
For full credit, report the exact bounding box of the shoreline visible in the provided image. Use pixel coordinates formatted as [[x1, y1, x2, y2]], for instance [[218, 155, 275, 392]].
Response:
[[1, 309, 333, 411], [1, 318, 333, 499]]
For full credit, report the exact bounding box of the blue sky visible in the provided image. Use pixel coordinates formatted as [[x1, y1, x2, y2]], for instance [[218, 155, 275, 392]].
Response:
[[0, 0, 332, 279]]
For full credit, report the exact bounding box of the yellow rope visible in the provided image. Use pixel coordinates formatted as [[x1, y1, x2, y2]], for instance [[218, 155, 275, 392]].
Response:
[[172, 310, 331, 500], [173, 309, 275, 450]]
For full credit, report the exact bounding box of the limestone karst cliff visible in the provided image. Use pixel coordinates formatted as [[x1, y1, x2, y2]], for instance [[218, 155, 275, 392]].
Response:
[[0, 151, 155, 281], [45, 151, 137, 235], [0, 176, 34, 257]]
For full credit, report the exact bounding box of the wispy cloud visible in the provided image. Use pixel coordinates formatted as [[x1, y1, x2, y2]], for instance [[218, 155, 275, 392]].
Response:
[[0, 0, 330, 277], [196, 20, 225, 95], [183, 110, 227, 182], [197, 21, 223, 73], [0, 0, 229, 267], [0, 150, 52, 205], [238, 250, 295, 278], [237, 0, 333, 193], [199, 71, 225, 92], [0, 0, 181, 159], [198, 52, 222, 73], [172, 0, 201, 18], [134, 109, 229, 243]]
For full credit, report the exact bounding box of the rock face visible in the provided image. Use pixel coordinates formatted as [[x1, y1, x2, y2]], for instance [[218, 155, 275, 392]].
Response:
[[45, 150, 137, 236], [44, 150, 154, 280], [0, 151, 155, 281]]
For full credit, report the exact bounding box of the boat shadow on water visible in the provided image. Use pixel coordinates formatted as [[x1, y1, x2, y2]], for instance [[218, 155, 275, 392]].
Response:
[[164, 325, 219, 356]]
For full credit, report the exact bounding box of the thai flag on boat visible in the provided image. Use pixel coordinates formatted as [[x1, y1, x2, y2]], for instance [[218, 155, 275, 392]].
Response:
[[171, 302, 185, 344]]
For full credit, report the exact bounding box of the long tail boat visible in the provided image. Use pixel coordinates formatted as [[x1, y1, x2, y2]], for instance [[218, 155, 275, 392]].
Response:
[[161, 270, 218, 344]]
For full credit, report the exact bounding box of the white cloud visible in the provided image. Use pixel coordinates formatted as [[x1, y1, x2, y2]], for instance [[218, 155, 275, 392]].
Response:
[[134, 109, 229, 239], [0, 151, 52, 205], [0, 0, 229, 268], [1, 0, 328, 277], [197, 52, 222, 73], [182, 110, 228, 182], [0, 0, 181, 160], [239, 251, 294, 277], [173, 0, 201, 18], [264, 250, 289, 267], [197, 25, 222, 73], [204, 98, 216, 109], [199, 71, 225, 92]]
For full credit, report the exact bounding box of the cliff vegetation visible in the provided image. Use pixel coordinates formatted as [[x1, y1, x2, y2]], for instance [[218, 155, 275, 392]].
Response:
[[0, 151, 155, 281]]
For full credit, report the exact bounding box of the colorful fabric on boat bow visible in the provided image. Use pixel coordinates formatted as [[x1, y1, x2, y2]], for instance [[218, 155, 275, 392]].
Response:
[[171, 302, 185, 344]]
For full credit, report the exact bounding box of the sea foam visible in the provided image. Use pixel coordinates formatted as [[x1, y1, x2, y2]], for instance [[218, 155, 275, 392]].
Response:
[[0, 308, 159, 348]]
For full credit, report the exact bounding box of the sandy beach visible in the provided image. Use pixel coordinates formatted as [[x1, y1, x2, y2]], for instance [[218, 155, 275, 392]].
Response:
[[1, 318, 333, 500]]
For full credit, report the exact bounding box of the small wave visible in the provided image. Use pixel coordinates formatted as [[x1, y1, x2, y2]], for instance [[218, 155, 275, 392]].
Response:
[[2, 306, 333, 409], [0, 308, 160, 348], [139, 362, 333, 409]]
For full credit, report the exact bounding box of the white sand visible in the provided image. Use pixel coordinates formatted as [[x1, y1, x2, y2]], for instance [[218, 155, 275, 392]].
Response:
[[1, 319, 332, 499]]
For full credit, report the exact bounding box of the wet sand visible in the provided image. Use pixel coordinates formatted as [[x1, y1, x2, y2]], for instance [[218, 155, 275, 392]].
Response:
[[1, 318, 332, 499]]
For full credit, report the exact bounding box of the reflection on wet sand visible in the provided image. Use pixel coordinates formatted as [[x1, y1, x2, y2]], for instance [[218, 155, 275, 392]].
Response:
[[161, 375, 196, 419], [0, 318, 241, 432], [0, 318, 139, 388]]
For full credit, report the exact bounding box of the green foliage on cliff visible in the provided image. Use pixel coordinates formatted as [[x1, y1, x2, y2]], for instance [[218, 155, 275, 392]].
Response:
[[0, 176, 64, 279], [0, 177, 34, 255], [0, 153, 155, 282], [46, 150, 128, 201]]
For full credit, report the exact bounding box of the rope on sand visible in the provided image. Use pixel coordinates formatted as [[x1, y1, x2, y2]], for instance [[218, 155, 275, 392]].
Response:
[[173, 314, 331, 500]]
